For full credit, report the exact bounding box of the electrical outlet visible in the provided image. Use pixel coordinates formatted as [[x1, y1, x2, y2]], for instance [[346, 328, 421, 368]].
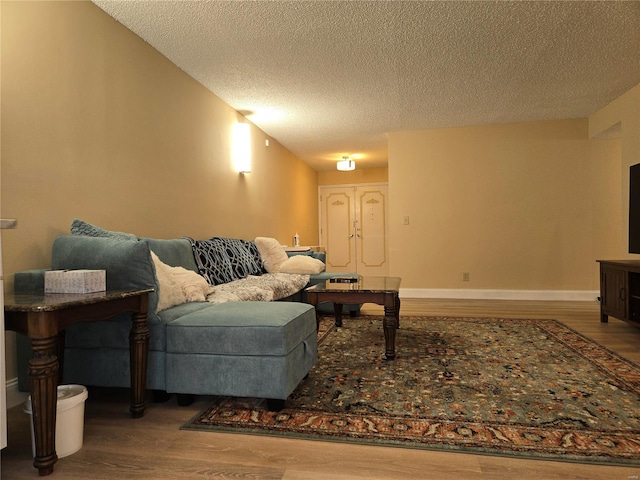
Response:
[[463, 272, 470, 282]]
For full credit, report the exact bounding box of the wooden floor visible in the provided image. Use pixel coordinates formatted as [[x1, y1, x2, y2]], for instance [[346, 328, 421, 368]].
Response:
[[4, 299, 640, 479]]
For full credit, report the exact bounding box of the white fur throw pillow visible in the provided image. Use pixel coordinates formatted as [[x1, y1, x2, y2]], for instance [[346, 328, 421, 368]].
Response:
[[278, 255, 325, 274], [254, 237, 289, 273], [151, 251, 209, 312]]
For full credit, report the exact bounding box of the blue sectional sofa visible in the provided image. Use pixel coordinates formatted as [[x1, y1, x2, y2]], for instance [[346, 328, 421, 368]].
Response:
[[16, 229, 359, 410]]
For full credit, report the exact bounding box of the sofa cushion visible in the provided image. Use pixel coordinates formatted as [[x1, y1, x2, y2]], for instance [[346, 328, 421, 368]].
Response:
[[166, 301, 316, 356], [51, 235, 159, 315], [156, 301, 213, 323], [255, 237, 288, 273], [145, 238, 199, 272], [63, 312, 166, 351], [14, 269, 49, 293]]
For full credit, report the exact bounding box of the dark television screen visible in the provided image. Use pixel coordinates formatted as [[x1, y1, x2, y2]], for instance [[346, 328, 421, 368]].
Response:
[[630, 163, 640, 253]]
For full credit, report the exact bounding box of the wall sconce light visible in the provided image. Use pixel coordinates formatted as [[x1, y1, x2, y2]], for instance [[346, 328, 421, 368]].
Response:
[[232, 122, 251, 173], [337, 156, 355, 171]]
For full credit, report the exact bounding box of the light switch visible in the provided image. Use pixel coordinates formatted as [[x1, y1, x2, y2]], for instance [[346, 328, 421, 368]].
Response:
[[403, 216, 410, 225]]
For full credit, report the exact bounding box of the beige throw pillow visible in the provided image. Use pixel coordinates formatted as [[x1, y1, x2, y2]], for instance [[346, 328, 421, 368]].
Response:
[[254, 237, 289, 273], [278, 255, 325, 274], [151, 251, 209, 312]]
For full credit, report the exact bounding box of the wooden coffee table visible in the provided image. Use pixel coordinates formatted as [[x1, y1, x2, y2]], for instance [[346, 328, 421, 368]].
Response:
[[305, 276, 401, 360]]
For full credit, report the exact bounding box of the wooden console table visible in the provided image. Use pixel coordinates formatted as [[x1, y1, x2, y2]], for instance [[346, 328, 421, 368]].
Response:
[[4, 288, 152, 476], [305, 276, 401, 360], [597, 260, 640, 325]]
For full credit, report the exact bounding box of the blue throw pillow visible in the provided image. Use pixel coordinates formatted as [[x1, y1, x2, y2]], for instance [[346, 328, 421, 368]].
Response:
[[51, 235, 158, 313]]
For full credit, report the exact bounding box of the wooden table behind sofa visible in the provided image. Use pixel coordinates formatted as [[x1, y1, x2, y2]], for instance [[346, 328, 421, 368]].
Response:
[[4, 288, 153, 476]]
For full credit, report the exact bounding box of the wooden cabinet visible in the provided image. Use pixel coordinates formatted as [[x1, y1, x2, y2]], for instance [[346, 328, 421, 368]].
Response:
[[598, 260, 640, 325]]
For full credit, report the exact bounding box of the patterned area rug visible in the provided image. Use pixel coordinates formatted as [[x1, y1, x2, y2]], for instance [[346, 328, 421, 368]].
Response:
[[182, 316, 640, 465]]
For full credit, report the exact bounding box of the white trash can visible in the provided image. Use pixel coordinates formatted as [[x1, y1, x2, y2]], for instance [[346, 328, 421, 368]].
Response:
[[23, 385, 88, 458]]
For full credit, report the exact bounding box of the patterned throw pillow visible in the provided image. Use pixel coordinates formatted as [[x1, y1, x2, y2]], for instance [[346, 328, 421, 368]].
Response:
[[186, 237, 264, 285], [187, 238, 234, 285], [213, 237, 264, 279], [70, 219, 137, 241]]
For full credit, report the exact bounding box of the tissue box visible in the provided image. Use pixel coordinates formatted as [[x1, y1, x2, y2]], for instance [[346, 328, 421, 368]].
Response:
[[45, 269, 106, 294]]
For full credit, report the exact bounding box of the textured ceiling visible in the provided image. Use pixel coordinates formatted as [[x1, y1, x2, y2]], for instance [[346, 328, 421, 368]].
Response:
[[92, 1, 640, 171]]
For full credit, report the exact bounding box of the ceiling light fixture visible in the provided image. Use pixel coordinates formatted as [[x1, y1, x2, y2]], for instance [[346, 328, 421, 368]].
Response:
[[337, 156, 355, 171]]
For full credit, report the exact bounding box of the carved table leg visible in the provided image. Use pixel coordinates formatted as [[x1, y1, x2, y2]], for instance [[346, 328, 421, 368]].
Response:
[[56, 330, 66, 386], [29, 336, 59, 476], [306, 294, 320, 330], [334, 303, 343, 327], [129, 311, 149, 418], [383, 304, 398, 360]]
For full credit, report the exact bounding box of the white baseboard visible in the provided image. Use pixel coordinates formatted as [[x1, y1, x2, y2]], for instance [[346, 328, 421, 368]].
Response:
[[399, 288, 599, 302], [6, 377, 28, 409]]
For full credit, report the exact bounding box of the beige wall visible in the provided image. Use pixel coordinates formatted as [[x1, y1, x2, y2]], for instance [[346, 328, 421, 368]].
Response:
[[1, 0, 319, 273], [1, 2, 318, 381], [589, 83, 640, 256], [388, 118, 622, 291]]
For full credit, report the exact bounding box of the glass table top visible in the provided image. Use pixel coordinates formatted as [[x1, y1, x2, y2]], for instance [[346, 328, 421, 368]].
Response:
[[4, 288, 154, 312], [306, 276, 401, 293]]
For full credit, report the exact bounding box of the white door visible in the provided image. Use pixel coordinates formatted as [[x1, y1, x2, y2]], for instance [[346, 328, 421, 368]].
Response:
[[319, 184, 389, 275], [320, 187, 356, 272]]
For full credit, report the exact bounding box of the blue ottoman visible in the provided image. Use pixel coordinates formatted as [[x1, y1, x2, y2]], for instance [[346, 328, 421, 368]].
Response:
[[164, 301, 317, 409]]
